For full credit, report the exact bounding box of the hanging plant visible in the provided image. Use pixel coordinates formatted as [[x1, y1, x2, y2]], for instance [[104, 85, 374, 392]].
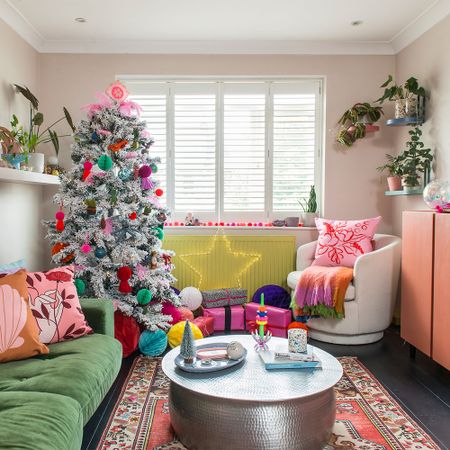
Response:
[[336, 102, 383, 148]]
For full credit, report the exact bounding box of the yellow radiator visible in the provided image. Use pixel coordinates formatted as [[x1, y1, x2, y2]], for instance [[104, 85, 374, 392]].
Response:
[[164, 234, 296, 299]]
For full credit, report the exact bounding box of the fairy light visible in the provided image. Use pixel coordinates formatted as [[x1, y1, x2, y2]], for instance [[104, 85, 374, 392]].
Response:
[[178, 229, 261, 289]]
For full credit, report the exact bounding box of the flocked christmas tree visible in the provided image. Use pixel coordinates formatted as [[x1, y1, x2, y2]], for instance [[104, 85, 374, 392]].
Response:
[[45, 81, 179, 331]]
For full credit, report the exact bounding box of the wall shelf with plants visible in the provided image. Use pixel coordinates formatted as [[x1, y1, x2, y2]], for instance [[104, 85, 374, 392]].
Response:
[[384, 189, 423, 196]]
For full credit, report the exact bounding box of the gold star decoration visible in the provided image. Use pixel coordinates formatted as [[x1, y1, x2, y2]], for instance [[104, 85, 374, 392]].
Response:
[[178, 234, 261, 290]]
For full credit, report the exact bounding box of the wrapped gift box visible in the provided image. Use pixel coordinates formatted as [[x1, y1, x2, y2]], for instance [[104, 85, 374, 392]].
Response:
[[204, 305, 245, 332], [192, 316, 215, 337], [245, 303, 292, 338], [201, 288, 247, 309]]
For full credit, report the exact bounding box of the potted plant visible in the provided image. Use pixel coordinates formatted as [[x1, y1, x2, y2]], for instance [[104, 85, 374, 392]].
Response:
[[0, 126, 27, 169], [376, 75, 427, 119], [399, 127, 433, 192], [299, 185, 318, 227], [336, 102, 383, 148], [377, 154, 403, 191], [10, 84, 75, 173]]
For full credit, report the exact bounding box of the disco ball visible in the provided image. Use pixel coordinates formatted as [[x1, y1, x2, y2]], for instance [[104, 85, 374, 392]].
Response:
[[423, 180, 450, 212]]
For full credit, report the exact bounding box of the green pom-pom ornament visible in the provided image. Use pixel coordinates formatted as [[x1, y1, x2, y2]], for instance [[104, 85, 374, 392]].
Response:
[[74, 279, 85, 296], [137, 288, 153, 305], [150, 163, 158, 173], [157, 227, 164, 240], [98, 155, 113, 171]]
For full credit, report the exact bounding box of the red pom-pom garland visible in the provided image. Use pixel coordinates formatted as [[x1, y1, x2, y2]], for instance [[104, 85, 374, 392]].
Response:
[[117, 266, 132, 294]]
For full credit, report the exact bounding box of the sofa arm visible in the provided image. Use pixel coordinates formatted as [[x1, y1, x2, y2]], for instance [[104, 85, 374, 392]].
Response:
[[80, 298, 115, 337], [296, 240, 317, 270]]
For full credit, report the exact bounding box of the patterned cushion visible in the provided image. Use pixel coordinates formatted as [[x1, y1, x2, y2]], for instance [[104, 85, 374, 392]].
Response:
[[312, 217, 381, 268], [0, 270, 49, 362], [27, 266, 92, 344]]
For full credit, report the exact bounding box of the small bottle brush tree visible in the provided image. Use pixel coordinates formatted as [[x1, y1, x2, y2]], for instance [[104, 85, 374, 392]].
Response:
[[180, 321, 197, 364], [45, 81, 180, 331]]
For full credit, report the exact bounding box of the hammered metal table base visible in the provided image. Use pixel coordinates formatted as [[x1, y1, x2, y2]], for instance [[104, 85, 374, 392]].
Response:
[[169, 382, 336, 450]]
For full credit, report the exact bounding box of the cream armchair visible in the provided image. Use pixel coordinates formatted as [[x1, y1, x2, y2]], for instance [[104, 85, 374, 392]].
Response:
[[287, 234, 401, 345]]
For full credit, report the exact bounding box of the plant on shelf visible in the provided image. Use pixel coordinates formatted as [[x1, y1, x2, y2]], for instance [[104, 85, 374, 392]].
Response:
[[377, 154, 403, 191], [336, 102, 383, 148], [299, 185, 318, 227], [399, 127, 432, 192], [376, 75, 428, 120]]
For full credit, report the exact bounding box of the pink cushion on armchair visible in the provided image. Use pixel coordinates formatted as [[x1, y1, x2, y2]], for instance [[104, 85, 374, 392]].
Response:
[[27, 266, 92, 344], [312, 217, 381, 267]]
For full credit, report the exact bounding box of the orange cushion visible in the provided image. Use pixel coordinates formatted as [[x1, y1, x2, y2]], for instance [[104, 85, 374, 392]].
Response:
[[0, 270, 49, 362]]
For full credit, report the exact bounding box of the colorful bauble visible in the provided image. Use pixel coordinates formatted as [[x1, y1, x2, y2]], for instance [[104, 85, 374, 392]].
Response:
[[108, 139, 128, 152], [178, 306, 194, 321], [94, 247, 107, 258], [137, 288, 153, 305], [226, 341, 245, 360], [55, 210, 65, 232], [168, 320, 203, 348], [139, 329, 168, 356], [423, 179, 450, 212], [162, 301, 182, 325], [179, 286, 203, 311], [98, 154, 113, 171], [81, 243, 91, 254], [91, 132, 100, 143], [155, 188, 163, 197], [82, 161, 93, 181], [118, 168, 132, 181], [114, 311, 140, 357], [117, 266, 132, 293], [139, 165, 152, 190], [74, 279, 85, 296], [157, 227, 164, 240], [129, 212, 137, 220], [150, 163, 158, 173]]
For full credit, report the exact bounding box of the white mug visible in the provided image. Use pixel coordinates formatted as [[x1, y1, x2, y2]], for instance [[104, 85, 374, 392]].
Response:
[[288, 328, 307, 353]]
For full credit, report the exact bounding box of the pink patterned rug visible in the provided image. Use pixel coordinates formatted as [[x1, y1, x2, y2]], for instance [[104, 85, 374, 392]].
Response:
[[96, 356, 440, 449]]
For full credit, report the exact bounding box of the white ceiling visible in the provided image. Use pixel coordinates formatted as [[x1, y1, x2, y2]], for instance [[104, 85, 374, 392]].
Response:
[[1, 0, 449, 54]]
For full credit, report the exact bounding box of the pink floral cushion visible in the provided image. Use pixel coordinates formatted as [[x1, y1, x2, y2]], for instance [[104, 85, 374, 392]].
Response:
[[312, 217, 381, 267], [26, 266, 92, 344]]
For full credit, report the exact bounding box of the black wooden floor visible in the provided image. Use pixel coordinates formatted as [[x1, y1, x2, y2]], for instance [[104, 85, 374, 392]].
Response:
[[82, 327, 450, 450]]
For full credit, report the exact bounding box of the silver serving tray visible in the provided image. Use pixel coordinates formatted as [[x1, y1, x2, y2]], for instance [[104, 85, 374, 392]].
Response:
[[174, 342, 247, 373]]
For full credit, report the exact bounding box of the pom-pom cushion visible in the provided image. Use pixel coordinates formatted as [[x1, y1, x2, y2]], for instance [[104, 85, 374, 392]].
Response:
[[26, 266, 92, 344], [114, 311, 140, 357], [313, 217, 381, 267], [139, 329, 168, 356], [168, 321, 203, 348], [252, 285, 291, 309], [0, 270, 49, 362]]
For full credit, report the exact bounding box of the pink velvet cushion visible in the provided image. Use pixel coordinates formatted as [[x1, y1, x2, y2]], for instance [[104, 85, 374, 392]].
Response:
[[312, 216, 381, 267], [26, 266, 92, 344]]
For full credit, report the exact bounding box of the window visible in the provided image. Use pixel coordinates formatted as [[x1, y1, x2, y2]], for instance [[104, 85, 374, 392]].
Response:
[[125, 78, 322, 221]]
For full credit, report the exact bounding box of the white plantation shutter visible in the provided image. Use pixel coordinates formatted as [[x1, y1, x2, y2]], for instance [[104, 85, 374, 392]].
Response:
[[173, 85, 216, 211], [272, 82, 319, 211], [223, 84, 266, 212]]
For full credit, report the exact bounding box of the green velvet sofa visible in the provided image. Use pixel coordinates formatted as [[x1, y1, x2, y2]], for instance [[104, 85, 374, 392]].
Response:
[[0, 298, 122, 450]]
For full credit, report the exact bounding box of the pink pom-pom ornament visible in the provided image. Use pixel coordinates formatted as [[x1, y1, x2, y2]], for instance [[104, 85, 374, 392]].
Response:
[[81, 243, 91, 253]]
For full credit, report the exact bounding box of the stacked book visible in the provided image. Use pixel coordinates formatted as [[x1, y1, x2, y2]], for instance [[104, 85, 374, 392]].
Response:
[[259, 345, 321, 370]]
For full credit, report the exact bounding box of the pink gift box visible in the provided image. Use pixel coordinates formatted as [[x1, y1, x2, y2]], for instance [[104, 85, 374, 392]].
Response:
[[203, 305, 245, 331], [192, 316, 215, 337], [245, 303, 292, 338]]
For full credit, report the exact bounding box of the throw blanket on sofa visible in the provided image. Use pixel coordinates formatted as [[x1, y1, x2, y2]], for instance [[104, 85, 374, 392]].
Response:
[[294, 266, 353, 319]]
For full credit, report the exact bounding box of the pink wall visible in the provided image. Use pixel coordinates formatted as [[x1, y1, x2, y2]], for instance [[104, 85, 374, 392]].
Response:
[[38, 53, 396, 232], [391, 14, 450, 235]]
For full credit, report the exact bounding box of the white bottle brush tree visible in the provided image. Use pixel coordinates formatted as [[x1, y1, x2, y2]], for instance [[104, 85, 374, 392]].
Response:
[[180, 321, 197, 363], [45, 81, 180, 330]]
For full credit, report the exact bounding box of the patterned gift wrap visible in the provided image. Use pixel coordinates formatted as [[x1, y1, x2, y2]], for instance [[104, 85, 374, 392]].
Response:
[[201, 288, 247, 309], [203, 305, 245, 331]]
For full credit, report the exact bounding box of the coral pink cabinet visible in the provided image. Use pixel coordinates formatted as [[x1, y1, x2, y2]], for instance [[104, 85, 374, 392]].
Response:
[[401, 211, 450, 370]]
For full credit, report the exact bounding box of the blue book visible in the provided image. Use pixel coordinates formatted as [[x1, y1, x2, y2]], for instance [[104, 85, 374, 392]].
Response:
[[259, 349, 322, 370]]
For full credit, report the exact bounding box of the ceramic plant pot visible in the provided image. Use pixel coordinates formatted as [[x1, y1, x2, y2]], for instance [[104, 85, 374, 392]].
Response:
[[301, 212, 318, 227], [387, 176, 402, 191], [28, 152, 45, 173]]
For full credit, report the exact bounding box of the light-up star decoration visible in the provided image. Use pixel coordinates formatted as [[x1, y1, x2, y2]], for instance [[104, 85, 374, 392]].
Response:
[[178, 234, 261, 290]]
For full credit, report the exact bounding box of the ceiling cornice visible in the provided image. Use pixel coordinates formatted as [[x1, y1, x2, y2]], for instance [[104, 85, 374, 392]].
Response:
[[390, 0, 450, 53], [0, 0, 448, 56]]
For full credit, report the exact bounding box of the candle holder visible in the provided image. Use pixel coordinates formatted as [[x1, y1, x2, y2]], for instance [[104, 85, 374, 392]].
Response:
[[251, 330, 272, 352]]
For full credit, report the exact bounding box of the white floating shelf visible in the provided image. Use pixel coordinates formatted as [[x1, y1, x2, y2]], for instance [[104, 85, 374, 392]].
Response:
[[0, 167, 60, 186]]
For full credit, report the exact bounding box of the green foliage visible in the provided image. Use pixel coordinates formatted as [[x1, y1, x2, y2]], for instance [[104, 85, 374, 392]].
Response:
[[377, 154, 403, 177], [9, 84, 74, 154], [376, 75, 428, 104], [399, 127, 432, 187], [299, 185, 317, 213], [336, 102, 383, 148]]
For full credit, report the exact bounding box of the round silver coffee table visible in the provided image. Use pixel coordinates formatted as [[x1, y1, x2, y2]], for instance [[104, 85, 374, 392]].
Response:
[[162, 335, 342, 450]]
